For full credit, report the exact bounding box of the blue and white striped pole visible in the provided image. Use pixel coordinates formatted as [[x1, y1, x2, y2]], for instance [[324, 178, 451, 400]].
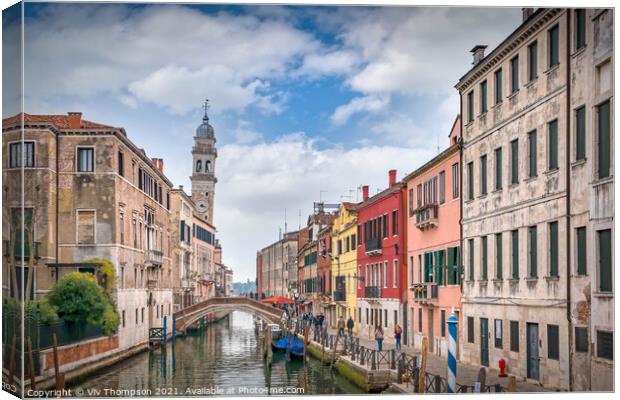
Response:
[[447, 312, 458, 393]]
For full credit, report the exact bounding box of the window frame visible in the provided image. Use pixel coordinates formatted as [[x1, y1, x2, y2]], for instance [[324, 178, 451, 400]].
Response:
[[575, 106, 586, 161], [528, 129, 537, 177], [548, 24, 560, 68], [528, 40, 538, 81], [510, 55, 520, 93], [510, 139, 519, 184], [494, 147, 503, 190], [8, 141, 35, 168], [480, 154, 487, 195], [480, 80, 488, 114], [76, 146, 95, 173], [548, 119, 559, 170], [494, 68, 503, 104]]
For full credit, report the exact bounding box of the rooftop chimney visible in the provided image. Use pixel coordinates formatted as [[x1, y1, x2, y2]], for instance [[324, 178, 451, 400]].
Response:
[[67, 112, 82, 129], [152, 158, 164, 173], [522, 8, 534, 22], [362, 185, 369, 201], [470, 45, 488, 66], [389, 169, 397, 186]]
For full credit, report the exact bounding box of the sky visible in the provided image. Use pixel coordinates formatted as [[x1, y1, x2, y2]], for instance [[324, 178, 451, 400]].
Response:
[[3, 2, 522, 282]]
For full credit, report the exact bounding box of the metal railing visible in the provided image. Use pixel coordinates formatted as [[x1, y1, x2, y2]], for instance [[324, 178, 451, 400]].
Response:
[[145, 249, 163, 267], [364, 237, 382, 254], [415, 203, 439, 229], [364, 286, 382, 298]]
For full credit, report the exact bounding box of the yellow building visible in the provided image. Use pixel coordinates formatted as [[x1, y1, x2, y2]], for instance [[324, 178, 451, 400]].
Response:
[[331, 202, 359, 334]]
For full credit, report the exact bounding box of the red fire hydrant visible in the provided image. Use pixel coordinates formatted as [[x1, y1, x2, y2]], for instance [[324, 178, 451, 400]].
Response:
[[498, 358, 507, 377]]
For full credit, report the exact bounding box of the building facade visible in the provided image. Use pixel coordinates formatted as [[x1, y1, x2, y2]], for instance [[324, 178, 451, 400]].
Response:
[[456, 8, 613, 390], [257, 232, 298, 298], [356, 171, 407, 342], [3, 112, 174, 351], [404, 116, 462, 357]]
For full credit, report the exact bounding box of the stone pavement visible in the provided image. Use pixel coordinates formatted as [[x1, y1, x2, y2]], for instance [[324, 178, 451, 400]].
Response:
[[324, 327, 550, 393]]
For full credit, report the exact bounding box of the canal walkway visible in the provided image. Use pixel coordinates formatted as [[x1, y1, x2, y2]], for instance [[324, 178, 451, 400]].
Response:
[[323, 327, 549, 393]]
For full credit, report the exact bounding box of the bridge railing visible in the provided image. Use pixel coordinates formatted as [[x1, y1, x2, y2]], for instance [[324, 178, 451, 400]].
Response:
[[174, 297, 284, 329]]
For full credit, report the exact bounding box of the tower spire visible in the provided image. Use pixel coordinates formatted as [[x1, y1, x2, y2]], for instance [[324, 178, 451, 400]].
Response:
[[202, 99, 210, 122]]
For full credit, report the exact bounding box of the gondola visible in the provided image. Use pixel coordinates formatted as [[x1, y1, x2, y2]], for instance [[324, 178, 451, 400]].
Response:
[[271, 335, 305, 360]]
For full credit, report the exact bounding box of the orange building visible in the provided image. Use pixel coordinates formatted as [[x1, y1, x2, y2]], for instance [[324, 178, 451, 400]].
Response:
[[404, 115, 462, 358]]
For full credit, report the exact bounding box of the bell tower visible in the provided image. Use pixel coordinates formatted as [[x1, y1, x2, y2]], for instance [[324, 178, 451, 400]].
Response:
[[190, 99, 217, 224]]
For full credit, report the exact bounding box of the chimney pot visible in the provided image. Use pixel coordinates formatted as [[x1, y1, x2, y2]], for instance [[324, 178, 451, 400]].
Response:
[[362, 185, 369, 201], [67, 112, 82, 129], [470, 45, 488, 66], [389, 169, 397, 187]]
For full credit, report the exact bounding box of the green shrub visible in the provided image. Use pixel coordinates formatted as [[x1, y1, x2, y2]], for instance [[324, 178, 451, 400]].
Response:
[[102, 303, 120, 336], [82, 258, 115, 295], [47, 272, 109, 326], [25, 298, 59, 324]]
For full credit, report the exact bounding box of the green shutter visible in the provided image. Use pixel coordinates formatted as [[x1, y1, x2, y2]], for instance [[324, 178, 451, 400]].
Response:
[[529, 226, 537, 277], [468, 91, 474, 122], [511, 140, 519, 184], [495, 68, 503, 104], [180, 220, 185, 241], [549, 120, 558, 169], [599, 230, 612, 292], [576, 10, 586, 49], [482, 236, 488, 280], [495, 147, 502, 190], [598, 101, 611, 179], [496, 233, 503, 279], [480, 155, 487, 195], [549, 25, 559, 67], [468, 239, 474, 281], [511, 56, 519, 93], [468, 162, 474, 200], [529, 130, 537, 177], [436, 250, 445, 286], [512, 230, 519, 279], [529, 41, 538, 81], [577, 227, 587, 275], [576, 107, 586, 161], [480, 81, 487, 113], [549, 222, 559, 277]]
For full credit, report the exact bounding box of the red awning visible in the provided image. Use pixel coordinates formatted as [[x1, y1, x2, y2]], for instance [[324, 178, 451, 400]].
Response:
[[260, 296, 295, 304]]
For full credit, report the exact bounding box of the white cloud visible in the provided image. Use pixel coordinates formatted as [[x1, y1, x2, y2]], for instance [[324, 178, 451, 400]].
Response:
[[330, 94, 389, 125], [214, 133, 435, 280]]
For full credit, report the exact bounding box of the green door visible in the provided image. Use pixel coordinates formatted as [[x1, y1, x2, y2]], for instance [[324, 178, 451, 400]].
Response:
[[480, 318, 489, 367]]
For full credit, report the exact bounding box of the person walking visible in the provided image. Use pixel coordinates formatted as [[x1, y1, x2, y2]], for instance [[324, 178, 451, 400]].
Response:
[[346, 316, 354, 337], [394, 323, 402, 350], [374, 324, 384, 352], [337, 315, 345, 337]]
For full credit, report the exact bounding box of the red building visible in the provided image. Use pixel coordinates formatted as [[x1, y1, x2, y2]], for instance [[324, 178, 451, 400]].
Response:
[[356, 170, 407, 342]]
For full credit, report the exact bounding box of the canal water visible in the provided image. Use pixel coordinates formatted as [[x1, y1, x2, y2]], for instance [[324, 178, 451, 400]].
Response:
[[70, 311, 363, 396]]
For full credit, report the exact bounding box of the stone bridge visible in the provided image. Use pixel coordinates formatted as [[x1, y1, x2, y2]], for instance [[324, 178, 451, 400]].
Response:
[[174, 296, 284, 332]]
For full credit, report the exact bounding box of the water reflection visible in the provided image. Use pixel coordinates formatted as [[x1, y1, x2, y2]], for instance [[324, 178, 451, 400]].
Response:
[[71, 311, 363, 396]]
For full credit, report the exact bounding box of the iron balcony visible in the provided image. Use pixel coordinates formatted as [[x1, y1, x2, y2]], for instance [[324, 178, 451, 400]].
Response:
[[364, 237, 382, 256], [410, 282, 439, 302], [145, 249, 163, 267], [364, 286, 382, 298], [414, 203, 439, 230]]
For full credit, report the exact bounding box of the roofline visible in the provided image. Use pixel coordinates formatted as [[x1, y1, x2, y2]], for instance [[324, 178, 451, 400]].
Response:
[[402, 143, 461, 184], [357, 182, 404, 209]]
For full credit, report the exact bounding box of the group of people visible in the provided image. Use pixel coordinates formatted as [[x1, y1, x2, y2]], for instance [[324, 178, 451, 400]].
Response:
[[373, 323, 402, 351]]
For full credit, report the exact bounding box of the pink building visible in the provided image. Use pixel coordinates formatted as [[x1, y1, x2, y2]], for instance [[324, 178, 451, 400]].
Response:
[[403, 116, 462, 358]]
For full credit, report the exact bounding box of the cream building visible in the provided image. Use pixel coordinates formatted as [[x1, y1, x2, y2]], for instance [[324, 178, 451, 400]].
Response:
[[456, 8, 613, 390]]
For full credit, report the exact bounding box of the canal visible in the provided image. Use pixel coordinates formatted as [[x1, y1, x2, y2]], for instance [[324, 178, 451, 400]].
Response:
[[70, 311, 363, 396]]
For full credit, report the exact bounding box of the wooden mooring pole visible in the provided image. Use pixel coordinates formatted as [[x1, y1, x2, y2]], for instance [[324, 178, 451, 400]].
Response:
[[8, 334, 16, 385], [52, 333, 65, 390], [27, 337, 36, 390], [417, 336, 428, 394]]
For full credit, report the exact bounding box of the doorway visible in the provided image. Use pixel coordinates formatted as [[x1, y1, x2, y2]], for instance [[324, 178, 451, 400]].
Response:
[[526, 323, 540, 380], [480, 317, 489, 367]]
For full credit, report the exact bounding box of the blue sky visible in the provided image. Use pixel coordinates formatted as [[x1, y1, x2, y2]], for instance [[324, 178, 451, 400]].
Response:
[[3, 2, 521, 281]]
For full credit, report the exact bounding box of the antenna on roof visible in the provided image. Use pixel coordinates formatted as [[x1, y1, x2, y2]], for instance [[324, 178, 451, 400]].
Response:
[[284, 208, 288, 234]]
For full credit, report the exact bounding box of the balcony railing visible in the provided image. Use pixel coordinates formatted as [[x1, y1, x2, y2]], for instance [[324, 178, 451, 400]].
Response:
[[333, 290, 346, 302], [145, 249, 163, 267], [410, 283, 438, 302], [364, 237, 382, 256], [364, 286, 382, 298], [181, 278, 196, 289], [414, 203, 439, 230]]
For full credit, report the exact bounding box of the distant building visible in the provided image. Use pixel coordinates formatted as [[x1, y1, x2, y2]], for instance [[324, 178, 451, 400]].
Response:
[[257, 231, 299, 298]]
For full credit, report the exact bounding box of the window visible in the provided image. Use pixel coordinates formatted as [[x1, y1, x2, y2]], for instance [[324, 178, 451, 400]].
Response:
[[141, 308, 144, 323], [575, 327, 588, 353], [394, 310, 398, 325], [384, 309, 388, 328], [547, 324, 559, 360], [549, 222, 559, 277], [576, 9, 586, 50], [359, 307, 362, 323], [392, 210, 398, 235], [480, 155, 487, 195], [417, 184, 422, 207], [366, 308, 369, 325], [597, 100, 611, 179], [511, 230, 519, 279], [596, 330, 613, 360], [468, 238, 474, 281], [548, 120, 558, 170], [467, 161, 474, 200], [393, 260, 398, 288], [494, 147, 502, 190], [447, 246, 460, 285], [77, 147, 94, 172], [467, 317, 474, 343], [439, 170, 446, 204], [452, 163, 459, 199], [528, 226, 538, 278], [467, 90, 474, 122], [494, 68, 503, 104], [576, 227, 587, 275], [510, 139, 519, 184], [383, 261, 388, 288], [480, 80, 487, 114], [528, 130, 537, 177], [575, 106, 586, 161], [418, 308, 423, 333], [549, 25, 559, 67], [510, 321, 519, 352], [598, 229, 612, 292], [9, 142, 35, 168], [118, 151, 124, 177], [496, 233, 503, 279], [122, 310, 126, 328], [528, 41, 538, 81], [495, 319, 503, 348], [441, 310, 446, 337], [135, 308, 138, 325], [77, 210, 96, 244], [119, 213, 124, 245], [481, 236, 488, 280], [510, 55, 519, 93], [408, 188, 414, 216]]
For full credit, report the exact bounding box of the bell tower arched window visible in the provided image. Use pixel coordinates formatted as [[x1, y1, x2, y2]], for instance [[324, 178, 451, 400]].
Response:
[[195, 160, 202, 172], [205, 160, 211, 173]]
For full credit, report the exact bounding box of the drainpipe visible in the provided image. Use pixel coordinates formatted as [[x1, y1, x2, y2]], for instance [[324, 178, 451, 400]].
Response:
[[55, 131, 60, 282], [565, 9, 573, 392], [459, 98, 464, 359]]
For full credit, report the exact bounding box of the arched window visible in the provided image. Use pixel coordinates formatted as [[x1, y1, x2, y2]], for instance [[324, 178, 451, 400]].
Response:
[[195, 160, 202, 172], [205, 160, 211, 172]]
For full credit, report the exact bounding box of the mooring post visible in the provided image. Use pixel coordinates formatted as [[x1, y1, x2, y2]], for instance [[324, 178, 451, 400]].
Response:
[[8, 334, 16, 385], [475, 367, 486, 393], [507, 375, 516, 392], [172, 315, 177, 342], [390, 348, 396, 369], [163, 316, 168, 350], [446, 312, 458, 393], [52, 333, 64, 390], [371, 350, 376, 370], [27, 337, 36, 390], [418, 336, 428, 394]]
